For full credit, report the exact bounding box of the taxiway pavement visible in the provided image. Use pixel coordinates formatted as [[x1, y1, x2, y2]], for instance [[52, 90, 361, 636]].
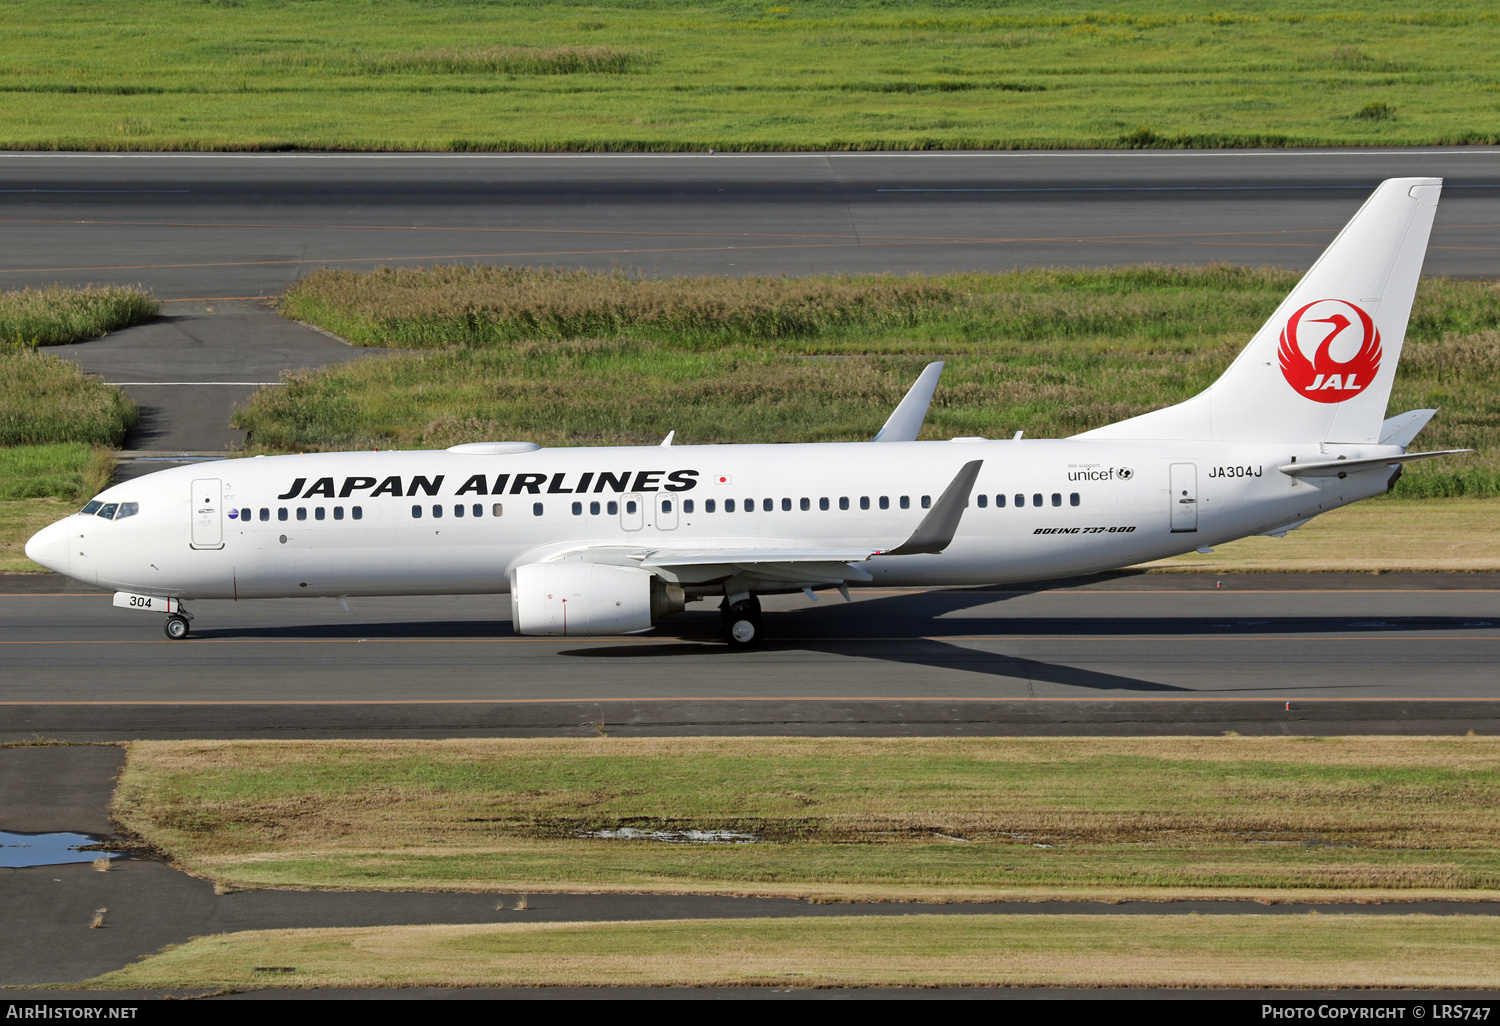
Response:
[[3, 572, 1495, 740]]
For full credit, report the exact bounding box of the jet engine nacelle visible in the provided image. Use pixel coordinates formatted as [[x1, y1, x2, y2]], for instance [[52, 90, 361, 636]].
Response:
[[509, 561, 684, 636]]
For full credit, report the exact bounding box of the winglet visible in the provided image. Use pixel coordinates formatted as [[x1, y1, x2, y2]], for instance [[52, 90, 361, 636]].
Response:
[[873, 361, 944, 442], [881, 459, 982, 555], [660, 431, 675, 447]]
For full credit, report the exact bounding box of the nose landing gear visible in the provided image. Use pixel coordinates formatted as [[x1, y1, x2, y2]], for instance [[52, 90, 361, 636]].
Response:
[[163, 608, 193, 640]]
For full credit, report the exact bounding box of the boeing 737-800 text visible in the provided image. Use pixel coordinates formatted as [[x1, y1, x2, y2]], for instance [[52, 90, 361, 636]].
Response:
[[25, 178, 1468, 646]]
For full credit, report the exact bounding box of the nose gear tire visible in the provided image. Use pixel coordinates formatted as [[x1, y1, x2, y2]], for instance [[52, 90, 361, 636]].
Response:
[[164, 615, 190, 640]]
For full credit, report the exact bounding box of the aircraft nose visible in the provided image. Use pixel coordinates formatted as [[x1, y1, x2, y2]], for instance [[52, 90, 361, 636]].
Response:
[[24, 519, 70, 575]]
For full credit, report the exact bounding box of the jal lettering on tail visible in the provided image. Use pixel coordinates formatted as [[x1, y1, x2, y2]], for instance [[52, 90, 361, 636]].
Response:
[[1277, 299, 1382, 404]]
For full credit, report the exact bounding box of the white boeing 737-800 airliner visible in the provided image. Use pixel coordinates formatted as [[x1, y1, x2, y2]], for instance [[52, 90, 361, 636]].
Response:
[[25, 178, 1468, 646]]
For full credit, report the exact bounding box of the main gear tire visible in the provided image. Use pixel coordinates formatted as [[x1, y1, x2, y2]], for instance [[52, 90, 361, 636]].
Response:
[[721, 598, 763, 648]]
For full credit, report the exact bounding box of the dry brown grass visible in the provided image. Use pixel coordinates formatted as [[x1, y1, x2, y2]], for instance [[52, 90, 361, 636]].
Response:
[[352, 46, 647, 75], [87, 914, 1500, 990], [114, 737, 1500, 900], [1139, 498, 1500, 572]]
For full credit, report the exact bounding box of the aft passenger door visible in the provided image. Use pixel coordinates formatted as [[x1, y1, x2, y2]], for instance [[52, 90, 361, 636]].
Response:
[[190, 478, 224, 549], [1169, 463, 1198, 533]]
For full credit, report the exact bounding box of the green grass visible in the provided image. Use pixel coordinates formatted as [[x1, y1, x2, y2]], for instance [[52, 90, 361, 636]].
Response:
[[0, 286, 157, 348], [113, 737, 1500, 901], [0, 348, 139, 448], [84, 914, 1500, 990], [0, 444, 113, 501], [4, 1, 1500, 151], [250, 265, 1500, 498]]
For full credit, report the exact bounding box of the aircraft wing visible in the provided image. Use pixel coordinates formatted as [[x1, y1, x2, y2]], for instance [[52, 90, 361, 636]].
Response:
[[538, 459, 982, 586]]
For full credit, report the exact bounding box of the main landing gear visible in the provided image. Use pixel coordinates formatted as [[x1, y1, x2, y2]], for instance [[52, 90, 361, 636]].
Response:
[[720, 596, 762, 648]]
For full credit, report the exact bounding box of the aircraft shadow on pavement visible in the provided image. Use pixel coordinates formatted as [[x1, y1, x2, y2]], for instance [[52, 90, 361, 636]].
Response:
[[185, 586, 1488, 693]]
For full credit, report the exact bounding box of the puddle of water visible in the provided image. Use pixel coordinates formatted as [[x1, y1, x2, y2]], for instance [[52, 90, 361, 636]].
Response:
[[0, 831, 125, 869], [580, 828, 760, 845]]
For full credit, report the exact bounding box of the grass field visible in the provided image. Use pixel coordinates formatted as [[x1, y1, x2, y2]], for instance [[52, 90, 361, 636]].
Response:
[[0, 286, 156, 349], [4, 1, 1500, 151], [113, 737, 1500, 902], [1142, 498, 1500, 572], [259, 265, 1500, 499], [86, 914, 1500, 990]]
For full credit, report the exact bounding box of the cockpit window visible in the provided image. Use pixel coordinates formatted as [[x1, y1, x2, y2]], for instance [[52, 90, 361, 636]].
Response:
[[81, 501, 103, 515], [97, 503, 119, 520], [115, 502, 139, 520]]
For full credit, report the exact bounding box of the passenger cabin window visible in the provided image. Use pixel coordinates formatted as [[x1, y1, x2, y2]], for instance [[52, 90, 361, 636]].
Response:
[[859, 496, 870, 510], [684, 499, 694, 514], [278, 508, 288, 521], [240, 507, 250, 521], [260, 508, 270, 521], [1014, 494, 1024, 508], [662, 500, 672, 513], [762, 498, 772, 512], [97, 503, 118, 519], [819, 497, 829, 511], [725, 499, 736, 513], [491, 503, 503, 517], [977, 494, 988, 508], [590, 501, 601, 515], [996, 494, 1007, 508], [473, 503, 483, 517], [705, 499, 716, 513], [432, 504, 442, 518], [839, 497, 849, 511], [899, 496, 910, 510], [315, 507, 325, 520], [1032, 494, 1043, 507], [532, 502, 544, 516], [879, 496, 889, 510], [921, 495, 931, 509], [781, 498, 791, 511], [297, 507, 307, 521], [800, 498, 810, 511], [743, 498, 753, 512], [454, 504, 464, 517], [607, 501, 618, 515], [572, 502, 583, 516], [412, 505, 422, 518], [626, 500, 638, 514], [334, 507, 344, 520], [352, 506, 363, 520], [81, 501, 103, 515], [1070, 493, 1080, 506], [1051, 493, 1061, 507]]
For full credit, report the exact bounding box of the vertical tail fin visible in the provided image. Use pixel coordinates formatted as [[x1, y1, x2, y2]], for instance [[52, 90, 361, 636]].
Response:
[[1076, 178, 1441, 444]]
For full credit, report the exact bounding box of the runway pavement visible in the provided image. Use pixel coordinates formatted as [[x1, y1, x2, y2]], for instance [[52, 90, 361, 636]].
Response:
[[2, 572, 1495, 739], [2, 149, 1498, 299]]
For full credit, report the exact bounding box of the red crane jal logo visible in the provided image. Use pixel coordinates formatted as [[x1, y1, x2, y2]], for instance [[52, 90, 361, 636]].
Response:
[[1277, 299, 1382, 404]]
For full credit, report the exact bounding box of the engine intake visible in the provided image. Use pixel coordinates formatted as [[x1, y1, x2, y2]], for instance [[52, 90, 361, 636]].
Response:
[[510, 561, 683, 636]]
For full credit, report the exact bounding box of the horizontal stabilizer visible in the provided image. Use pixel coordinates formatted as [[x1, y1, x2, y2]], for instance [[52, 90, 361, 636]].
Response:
[[1379, 409, 1437, 448], [873, 361, 944, 442], [1278, 449, 1471, 478]]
